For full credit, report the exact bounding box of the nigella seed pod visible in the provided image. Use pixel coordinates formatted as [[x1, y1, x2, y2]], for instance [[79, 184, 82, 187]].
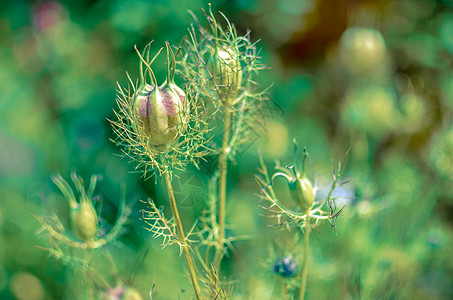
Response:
[[133, 43, 187, 149], [339, 27, 387, 76], [273, 255, 299, 278], [273, 169, 314, 213], [112, 41, 213, 175], [290, 175, 315, 213], [215, 45, 243, 103], [272, 143, 315, 213], [134, 84, 184, 148], [70, 196, 98, 242]]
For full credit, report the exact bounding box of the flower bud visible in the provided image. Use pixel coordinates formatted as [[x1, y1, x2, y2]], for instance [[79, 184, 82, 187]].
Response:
[[70, 197, 98, 242], [289, 175, 314, 213], [134, 81, 186, 148], [273, 255, 299, 278], [215, 45, 242, 103]]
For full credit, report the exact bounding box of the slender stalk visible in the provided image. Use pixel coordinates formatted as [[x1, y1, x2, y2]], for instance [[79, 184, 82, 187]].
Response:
[[281, 278, 289, 300], [164, 172, 203, 300], [216, 103, 231, 268], [83, 249, 109, 298], [299, 214, 311, 300], [83, 249, 95, 300]]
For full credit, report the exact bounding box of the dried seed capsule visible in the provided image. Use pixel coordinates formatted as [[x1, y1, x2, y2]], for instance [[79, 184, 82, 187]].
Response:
[[215, 45, 243, 103], [70, 197, 98, 242]]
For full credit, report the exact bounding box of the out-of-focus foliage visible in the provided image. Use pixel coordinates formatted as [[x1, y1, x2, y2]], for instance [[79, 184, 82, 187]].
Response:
[[1, 0, 453, 299]]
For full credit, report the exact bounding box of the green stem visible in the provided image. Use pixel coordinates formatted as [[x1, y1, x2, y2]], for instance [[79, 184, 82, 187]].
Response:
[[216, 103, 231, 269], [83, 249, 95, 300], [299, 214, 311, 300], [83, 249, 109, 297], [281, 278, 289, 300], [164, 172, 203, 300]]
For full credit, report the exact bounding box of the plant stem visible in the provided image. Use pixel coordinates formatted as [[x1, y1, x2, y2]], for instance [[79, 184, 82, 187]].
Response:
[[164, 172, 203, 300], [216, 103, 231, 268], [83, 249, 95, 300], [299, 214, 311, 300], [281, 278, 289, 300]]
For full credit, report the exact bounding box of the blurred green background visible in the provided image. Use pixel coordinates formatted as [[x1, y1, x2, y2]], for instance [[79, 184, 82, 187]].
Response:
[[1, 0, 453, 299]]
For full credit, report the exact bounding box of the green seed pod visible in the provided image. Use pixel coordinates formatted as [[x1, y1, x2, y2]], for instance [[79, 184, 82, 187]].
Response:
[[272, 166, 315, 213], [339, 27, 387, 76], [215, 45, 243, 103], [70, 197, 98, 242], [134, 81, 186, 148], [289, 174, 314, 213]]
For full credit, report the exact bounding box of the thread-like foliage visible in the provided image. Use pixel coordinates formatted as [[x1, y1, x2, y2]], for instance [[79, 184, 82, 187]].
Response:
[[178, 5, 270, 159], [110, 42, 213, 177]]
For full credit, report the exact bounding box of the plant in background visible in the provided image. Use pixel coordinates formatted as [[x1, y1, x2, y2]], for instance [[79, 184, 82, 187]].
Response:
[[272, 254, 300, 299], [35, 171, 134, 299], [260, 237, 305, 299], [257, 140, 350, 300], [273, 255, 299, 279], [103, 285, 145, 300], [339, 27, 387, 78], [35, 172, 130, 252], [179, 4, 269, 271]]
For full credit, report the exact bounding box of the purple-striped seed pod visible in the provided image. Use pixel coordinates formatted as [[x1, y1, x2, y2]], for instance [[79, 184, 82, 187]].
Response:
[[133, 42, 188, 149], [134, 82, 186, 148]]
